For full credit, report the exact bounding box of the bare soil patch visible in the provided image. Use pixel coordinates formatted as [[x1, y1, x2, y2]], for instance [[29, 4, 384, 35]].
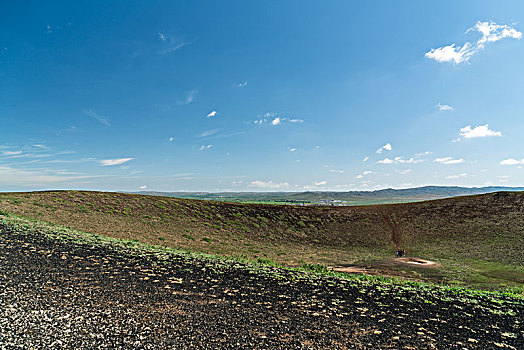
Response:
[[396, 257, 437, 266]]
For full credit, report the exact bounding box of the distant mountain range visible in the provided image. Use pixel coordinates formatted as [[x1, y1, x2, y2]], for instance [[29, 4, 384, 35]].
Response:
[[130, 185, 524, 206]]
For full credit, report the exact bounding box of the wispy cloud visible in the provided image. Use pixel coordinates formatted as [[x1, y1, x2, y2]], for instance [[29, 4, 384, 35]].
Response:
[[215, 131, 247, 138], [249, 180, 290, 189], [84, 110, 110, 127], [315, 180, 327, 186], [426, 21, 522, 64], [1, 150, 75, 160], [253, 113, 303, 126], [1, 150, 23, 156], [377, 156, 422, 165], [43, 158, 96, 165], [207, 110, 217, 118], [445, 173, 468, 179], [288, 147, 297, 152], [458, 124, 501, 139], [0, 165, 112, 186], [197, 129, 220, 138], [199, 145, 213, 150], [435, 157, 464, 164], [234, 81, 248, 87], [158, 33, 190, 55], [500, 158, 524, 165], [178, 89, 197, 105], [437, 103, 454, 111], [99, 158, 134, 166], [169, 137, 174, 142], [363, 156, 369, 162], [497, 175, 509, 183], [329, 169, 344, 173], [376, 143, 392, 154]]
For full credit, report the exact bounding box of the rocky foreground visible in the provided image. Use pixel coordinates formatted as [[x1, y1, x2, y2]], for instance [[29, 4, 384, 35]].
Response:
[[0, 217, 522, 349]]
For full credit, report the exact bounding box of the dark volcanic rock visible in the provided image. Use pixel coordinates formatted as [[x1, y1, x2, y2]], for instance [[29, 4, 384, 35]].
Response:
[[0, 220, 522, 349]]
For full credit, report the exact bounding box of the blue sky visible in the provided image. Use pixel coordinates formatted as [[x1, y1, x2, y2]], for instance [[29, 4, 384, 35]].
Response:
[[1, 1, 524, 192]]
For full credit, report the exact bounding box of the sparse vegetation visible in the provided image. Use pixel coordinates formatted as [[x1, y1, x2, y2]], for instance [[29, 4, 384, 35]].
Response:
[[0, 190, 523, 291]]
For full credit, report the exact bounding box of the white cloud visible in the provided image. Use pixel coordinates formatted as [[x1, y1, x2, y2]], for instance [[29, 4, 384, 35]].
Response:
[[199, 145, 213, 150], [140, 185, 147, 189], [473, 21, 522, 48], [362, 156, 369, 162], [234, 81, 248, 87], [394, 156, 420, 164], [356, 170, 373, 179], [84, 110, 110, 127], [329, 169, 344, 173], [315, 181, 327, 186], [459, 124, 501, 139], [377, 156, 421, 165], [169, 137, 174, 142], [445, 173, 468, 179], [207, 110, 217, 118], [99, 158, 134, 166], [396, 169, 412, 175], [376, 143, 392, 154], [426, 21, 522, 65], [288, 147, 296, 152], [250, 180, 290, 189], [377, 158, 394, 164], [437, 103, 454, 111], [500, 158, 524, 165], [253, 114, 303, 126], [425, 43, 474, 64], [435, 157, 464, 165]]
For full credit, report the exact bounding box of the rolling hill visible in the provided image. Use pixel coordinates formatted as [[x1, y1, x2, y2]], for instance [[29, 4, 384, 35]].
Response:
[[133, 185, 524, 205], [0, 190, 523, 290]]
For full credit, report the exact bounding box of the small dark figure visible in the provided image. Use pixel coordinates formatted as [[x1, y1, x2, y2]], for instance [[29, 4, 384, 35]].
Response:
[[396, 250, 403, 258]]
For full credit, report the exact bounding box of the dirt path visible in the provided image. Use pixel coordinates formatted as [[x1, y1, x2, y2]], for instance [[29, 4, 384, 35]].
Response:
[[0, 221, 522, 349]]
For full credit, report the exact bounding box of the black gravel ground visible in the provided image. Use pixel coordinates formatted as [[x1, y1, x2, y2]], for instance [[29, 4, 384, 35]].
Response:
[[0, 218, 522, 349]]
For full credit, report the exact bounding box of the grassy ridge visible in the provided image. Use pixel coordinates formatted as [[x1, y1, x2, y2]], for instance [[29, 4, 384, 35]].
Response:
[[0, 190, 523, 290]]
